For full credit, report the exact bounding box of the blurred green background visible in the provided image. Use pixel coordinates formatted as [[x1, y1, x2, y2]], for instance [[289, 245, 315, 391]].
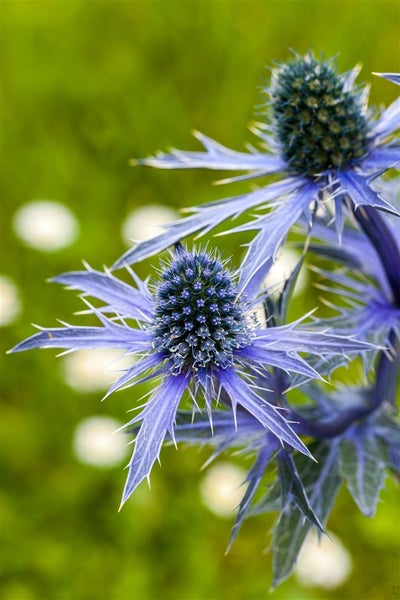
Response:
[[1, 1, 399, 599]]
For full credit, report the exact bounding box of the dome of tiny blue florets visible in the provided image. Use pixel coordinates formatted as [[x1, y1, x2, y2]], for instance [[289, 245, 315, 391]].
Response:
[[152, 249, 253, 373], [268, 53, 370, 176]]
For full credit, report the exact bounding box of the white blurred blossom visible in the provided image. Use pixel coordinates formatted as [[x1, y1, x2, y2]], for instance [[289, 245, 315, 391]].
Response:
[[200, 462, 247, 518], [263, 248, 307, 296], [0, 276, 21, 326], [73, 416, 128, 467], [121, 204, 178, 245], [295, 530, 352, 589], [13, 200, 79, 251], [62, 349, 136, 393], [253, 249, 307, 327]]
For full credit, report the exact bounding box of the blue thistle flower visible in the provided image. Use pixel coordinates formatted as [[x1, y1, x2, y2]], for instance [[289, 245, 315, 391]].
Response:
[[10, 247, 370, 506], [307, 182, 400, 354], [114, 52, 399, 295]]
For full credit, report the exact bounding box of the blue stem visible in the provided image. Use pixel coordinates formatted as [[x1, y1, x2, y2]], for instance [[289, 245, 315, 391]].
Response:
[[292, 332, 399, 439], [354, 205, 400, 307], [373, 330, 400, 406], [293, 405, 372, 439]]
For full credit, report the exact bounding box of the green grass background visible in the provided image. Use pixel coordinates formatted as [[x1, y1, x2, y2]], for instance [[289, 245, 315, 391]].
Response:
[[1, 1, 399, 599]]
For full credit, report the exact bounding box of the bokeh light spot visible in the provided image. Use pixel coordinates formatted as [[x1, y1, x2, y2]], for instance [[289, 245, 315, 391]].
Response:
[[0, 275, 21, 326], [121, 204, 178, 245], [13, 200, 79, 251], [199, 462, 247, 518], [295, 530, 352, 589], [73, 416, 128, 467], [62, 349, 136, 393]]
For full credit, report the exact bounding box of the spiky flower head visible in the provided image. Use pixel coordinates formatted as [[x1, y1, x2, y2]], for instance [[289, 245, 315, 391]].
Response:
[[269, 53, 369, 175], [117, 52, 399, 294], [10, 246, 371, 504], [153, 248, 253, 373]]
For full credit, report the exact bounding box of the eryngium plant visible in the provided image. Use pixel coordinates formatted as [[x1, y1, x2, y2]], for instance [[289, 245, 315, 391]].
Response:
[[11, 53, 399, 588]]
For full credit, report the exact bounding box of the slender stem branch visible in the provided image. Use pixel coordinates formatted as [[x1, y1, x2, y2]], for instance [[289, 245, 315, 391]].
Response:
[[293, 404, 371, 439], [373, 330, 400, 406], [354, 205, 400, 307], [291, 331, 399, 439]]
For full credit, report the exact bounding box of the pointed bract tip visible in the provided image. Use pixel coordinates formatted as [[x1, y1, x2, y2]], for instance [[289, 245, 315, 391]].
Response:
[[7, 337, 33, 354], [224, 542, 233, 556], [372, 72, 400, 86], [301, 443, 316, 463]]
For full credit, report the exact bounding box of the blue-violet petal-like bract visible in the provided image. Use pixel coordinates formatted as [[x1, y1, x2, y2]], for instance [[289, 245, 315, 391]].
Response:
[[11, 247, 371, 505]]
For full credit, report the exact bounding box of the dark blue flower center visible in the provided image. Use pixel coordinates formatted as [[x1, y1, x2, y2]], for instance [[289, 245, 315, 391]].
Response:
[[269, 54, 369, 176], [152, 250, 252, 373]]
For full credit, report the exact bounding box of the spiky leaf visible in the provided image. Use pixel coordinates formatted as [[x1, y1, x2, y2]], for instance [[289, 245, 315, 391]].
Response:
[[277, 450, 324, 532], [272, 441, 341, 588], [339, 432, 387, 517]]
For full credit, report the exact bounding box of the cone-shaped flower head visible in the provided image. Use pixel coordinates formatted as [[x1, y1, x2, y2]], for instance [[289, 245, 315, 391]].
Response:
[[10, 247, 372, 505], [269, 54, 369, 175], [153, 249, 253, 373]]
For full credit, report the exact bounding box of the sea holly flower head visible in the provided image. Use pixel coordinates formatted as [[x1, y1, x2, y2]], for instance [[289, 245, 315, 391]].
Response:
[[114, 52, 399, 295], [152, 247, 254, 373], [10, 246, 371, 506], [268, 53, 369, 175]]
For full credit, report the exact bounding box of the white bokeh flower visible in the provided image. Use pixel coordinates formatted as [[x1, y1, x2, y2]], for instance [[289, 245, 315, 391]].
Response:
[[263, 248, 307, 296], [200, 462, 247, 518], [13, 200, 79, 251], [73, 416, 128, 467], [62, 349, 136, 393], [121, 204, 178, 245], [295, 530, 352, 589], [253, 248, 307, 327], [0, 275, 21, 326]]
